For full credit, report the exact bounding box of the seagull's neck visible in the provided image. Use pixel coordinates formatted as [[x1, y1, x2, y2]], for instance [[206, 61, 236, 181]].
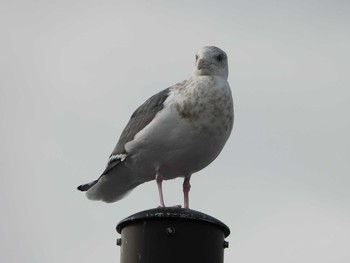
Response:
[[191, 74, 228, 82]]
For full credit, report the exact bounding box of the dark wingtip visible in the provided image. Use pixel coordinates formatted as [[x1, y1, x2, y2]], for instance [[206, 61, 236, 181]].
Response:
[[77, 180, 98, 192], [77, 184, 91, 191], [77, 185, 85, 191]]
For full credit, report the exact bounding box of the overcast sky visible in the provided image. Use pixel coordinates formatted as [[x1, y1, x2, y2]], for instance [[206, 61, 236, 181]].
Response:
[[1, 0, 349, 262]]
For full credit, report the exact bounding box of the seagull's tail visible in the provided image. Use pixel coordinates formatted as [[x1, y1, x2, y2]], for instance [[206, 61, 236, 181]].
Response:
[[77, 162, 141, 203]]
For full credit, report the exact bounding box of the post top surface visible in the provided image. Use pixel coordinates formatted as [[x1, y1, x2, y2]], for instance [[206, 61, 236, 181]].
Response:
[[116, 207, 230, 237]]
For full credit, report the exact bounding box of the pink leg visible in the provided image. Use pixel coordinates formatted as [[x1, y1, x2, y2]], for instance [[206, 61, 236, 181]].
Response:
[[156, 172, 165, 207], [183, 177, 191, 209]]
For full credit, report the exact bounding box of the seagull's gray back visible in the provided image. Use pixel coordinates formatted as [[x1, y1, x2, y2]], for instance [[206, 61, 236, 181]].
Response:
[[110, 87, 171, 156]]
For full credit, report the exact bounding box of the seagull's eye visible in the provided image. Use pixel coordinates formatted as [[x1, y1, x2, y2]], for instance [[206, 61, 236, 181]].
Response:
[[216, 54, 224, 62], [195, 54, 199, 61]]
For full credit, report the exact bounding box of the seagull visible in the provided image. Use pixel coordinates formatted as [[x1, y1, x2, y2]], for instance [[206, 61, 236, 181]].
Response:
[[77, 46, 234, 208]]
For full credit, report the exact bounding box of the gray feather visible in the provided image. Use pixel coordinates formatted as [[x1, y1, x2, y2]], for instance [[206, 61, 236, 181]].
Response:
[[110, 87, 170, 156]]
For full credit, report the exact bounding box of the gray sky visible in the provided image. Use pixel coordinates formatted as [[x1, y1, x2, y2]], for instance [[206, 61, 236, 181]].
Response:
[[1, 0, 349, 262]]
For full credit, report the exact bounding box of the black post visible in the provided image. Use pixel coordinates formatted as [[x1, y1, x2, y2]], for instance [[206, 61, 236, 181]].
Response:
[[116, 207, 230, 263]]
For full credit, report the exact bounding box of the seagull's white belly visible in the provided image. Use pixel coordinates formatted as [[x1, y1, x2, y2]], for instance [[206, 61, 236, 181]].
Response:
[[125, 76, 233, 183], [125, 110, 230, 181]]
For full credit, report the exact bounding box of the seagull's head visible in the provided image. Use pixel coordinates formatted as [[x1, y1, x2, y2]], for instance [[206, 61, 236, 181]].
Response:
[[193, 46, 229, 79]]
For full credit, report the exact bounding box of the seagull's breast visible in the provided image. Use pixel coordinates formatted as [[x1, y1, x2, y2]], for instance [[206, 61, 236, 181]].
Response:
[[171, 76, 233, 136], [125, 76, 233, 180]]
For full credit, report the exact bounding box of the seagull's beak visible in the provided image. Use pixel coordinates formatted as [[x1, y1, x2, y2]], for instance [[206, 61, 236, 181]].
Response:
[[197, 59, 210, 70]]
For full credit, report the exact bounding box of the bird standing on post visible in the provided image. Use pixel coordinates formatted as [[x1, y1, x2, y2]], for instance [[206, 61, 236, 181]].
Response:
[[77, 46, 234, 209]]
